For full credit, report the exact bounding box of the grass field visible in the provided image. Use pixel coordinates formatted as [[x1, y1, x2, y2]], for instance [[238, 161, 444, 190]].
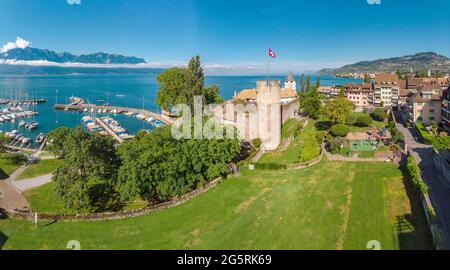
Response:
[[0, 159, 431, 250], [258, 120, 314, 165], [16, 159, 62, 180], [0, 154, 18, 179], [23, 183, 67, 214], [349, 112, 386, 132]]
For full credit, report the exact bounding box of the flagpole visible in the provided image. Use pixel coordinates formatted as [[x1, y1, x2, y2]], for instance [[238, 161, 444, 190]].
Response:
[[267, 55, 270, 86]]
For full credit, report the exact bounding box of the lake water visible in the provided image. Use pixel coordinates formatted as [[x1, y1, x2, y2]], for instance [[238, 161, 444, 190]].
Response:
[[0, 74, 361, 143]]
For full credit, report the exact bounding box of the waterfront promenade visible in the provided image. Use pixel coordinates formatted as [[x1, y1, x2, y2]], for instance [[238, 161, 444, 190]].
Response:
[[53, 103, 173, 125]]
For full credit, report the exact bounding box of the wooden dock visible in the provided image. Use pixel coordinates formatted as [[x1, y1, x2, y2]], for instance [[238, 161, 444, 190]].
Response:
[[53, 103, 173, 125], [95, 117, 124, 143]]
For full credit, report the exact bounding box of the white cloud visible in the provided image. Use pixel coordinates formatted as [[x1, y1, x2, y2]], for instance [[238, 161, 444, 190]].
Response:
[[367, 0, 381, 5], [67, 0, 81, 4], [1, 37, 31, 53]]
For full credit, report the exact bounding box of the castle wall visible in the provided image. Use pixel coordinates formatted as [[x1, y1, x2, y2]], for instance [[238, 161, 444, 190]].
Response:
[[257, 80, 281, 151], [281, 100, 299, 124]]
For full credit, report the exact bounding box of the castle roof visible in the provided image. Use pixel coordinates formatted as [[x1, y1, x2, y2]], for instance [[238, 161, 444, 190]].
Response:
[[233, 88, 298, 101], [286, 71, 295, 82]]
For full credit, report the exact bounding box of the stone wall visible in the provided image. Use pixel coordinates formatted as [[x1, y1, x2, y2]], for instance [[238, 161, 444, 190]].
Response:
[[281, 100, 299, 124], [433, 150, 450, 185]]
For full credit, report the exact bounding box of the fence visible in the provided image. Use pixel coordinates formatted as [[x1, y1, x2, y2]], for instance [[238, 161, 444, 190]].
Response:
[[2, 177, 223, 222]]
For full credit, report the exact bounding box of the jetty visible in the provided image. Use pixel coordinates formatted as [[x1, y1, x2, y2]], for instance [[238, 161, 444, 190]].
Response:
[[0, 98, 47, 105], [95, 117, 124, 143], [54, 103, 173, 125]]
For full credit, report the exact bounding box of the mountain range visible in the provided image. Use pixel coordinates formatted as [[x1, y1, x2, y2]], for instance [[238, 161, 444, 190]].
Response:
[[0, 47, 146, 64], [318, 52, 450, 75]]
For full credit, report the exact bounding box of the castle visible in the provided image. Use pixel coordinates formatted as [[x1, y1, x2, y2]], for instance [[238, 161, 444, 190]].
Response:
[[214, 72, 299, 150]]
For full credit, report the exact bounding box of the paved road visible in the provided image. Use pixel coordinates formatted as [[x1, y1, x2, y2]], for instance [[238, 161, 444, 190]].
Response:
[[394, 113, 450, 249], [10, 174, 53, 192]]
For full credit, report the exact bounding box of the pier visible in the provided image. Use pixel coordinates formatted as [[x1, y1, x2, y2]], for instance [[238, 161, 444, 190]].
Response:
[[0, 98, 47, 105], [95, 117, 124, 143], [53, 103, 174, 125]]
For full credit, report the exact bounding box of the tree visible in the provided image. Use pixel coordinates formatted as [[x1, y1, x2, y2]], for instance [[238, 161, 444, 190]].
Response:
[[116, 124, 241, 203], [204, 85, 223, 105], [396, 69, 402, 80], [330, 124, 350, 137], [339, 86, 345, 97], [156, 55, 223, 112], [322, 97, 353, 125], [52, 126, 120, 210], [356, 115, 373, 127], [47, 127, 72, 158], [370, 108, 388, 121], [300, 73, 305, 93], [364, 74, 372, 83], [315, 76, 321, 90], [0, 133, 11, 152], [305, 76, 311, 93], [156, 67, 186, 111], [299, 91, 322, 119]]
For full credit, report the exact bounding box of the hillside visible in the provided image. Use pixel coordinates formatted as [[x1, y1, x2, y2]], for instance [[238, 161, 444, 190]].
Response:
[[0, 47, 146, 64], [318, 52, 450, 75]]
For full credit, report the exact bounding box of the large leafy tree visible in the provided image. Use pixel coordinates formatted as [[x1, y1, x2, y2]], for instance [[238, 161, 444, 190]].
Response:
[[299, 90, 322, 119], [52, 126, 120, 209], [156, 67, 186, 111], [322, 97, 353, 124], [156, 55, 222, 112], [116, 125, 241, 203], [46, 127, 72, 158]]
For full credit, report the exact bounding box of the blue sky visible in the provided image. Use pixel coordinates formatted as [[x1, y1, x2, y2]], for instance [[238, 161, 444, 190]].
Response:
[[0, 0, 449, 74]]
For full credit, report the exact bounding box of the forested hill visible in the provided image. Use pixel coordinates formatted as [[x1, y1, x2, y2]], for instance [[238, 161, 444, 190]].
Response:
[[318, 52, 450, 75]]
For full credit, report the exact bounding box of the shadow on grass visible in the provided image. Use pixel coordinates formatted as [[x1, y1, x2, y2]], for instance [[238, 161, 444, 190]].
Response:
[[315, 121, 332, 131], [397, 155, 434, 250], [0, 231, 7, 250], [88, 183, 125, 213], [0, 169, 8, 180]]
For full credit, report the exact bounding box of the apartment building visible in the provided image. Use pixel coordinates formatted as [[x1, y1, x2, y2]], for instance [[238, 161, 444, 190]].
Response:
[[344, 83, 373, 108], [374, 73, 400, 108], [406, 90, 441, 124]]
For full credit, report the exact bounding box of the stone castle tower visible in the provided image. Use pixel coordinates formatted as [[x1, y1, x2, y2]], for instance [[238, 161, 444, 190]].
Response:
[[256, 80, 281, 151], [284, 71, 296, 91]]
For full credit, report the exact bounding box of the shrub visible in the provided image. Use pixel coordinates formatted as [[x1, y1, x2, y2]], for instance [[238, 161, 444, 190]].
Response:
[[371, 108, 388, 121], [432, 135, 450, 151], [8, 153, 27, 165], [252, 138, 262, 148], [329, 136, 347, 151], [415, 123, 434, 145], [330, 124, 350, 137], [345, 114, 357, 126], [406, 156, 428, 194], [298, 128, 321, 162], [356, 115, 373, 127]]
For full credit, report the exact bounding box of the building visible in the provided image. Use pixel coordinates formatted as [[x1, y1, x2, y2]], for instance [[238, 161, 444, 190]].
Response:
[[317, 86, 341, 99], [284, 71, 296, 91], [219, 77, 299, 150], [406, 90, 441, 124], [373, 73, 400, 108], [233, 72, 298, 105], [344, 83, 373, 108], [441, 86, 450, 131]]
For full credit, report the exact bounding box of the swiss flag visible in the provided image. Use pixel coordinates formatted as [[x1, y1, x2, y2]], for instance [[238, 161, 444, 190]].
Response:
[[268, 48, 276, 58]]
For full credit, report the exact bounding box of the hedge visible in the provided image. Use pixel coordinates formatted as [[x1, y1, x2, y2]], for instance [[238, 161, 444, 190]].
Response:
[[415, 123, 435, 145], [406, 156, 428, 195]]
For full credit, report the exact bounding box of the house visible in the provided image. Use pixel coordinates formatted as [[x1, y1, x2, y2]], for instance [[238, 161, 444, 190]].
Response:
[[374, 73, 400, 108], [441, 86, 450, 131], [406, 90, 441, 124], [317, 86, 341, 99], [344, 83, 373, 108]]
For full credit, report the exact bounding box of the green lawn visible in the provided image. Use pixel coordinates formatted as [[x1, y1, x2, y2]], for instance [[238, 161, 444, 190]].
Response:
[[0, 154, 18, 179], [23, 183, 68, 214], [0, 160, 431, 250], [16, 159, 62, 180], [349, 112, 386, 132], [258, 120, 314, 165]]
